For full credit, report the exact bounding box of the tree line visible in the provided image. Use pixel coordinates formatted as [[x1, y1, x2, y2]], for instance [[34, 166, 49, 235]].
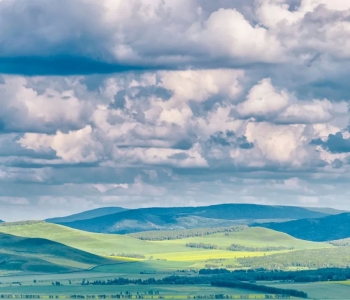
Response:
[[199, 267, 350, 282], [110, 253, 146, 259], [186, 243, 218, 249], [227, 244, 293, 252], [129, 226, 248, 241], [211, 281, 307, 299]]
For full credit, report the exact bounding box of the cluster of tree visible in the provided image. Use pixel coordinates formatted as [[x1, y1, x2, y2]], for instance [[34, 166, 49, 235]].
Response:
[[236, 247, 350, 269], [186, 243, 218, 249], [199, 269, 231, 275], [211, 281, 307, 299], [82, 276, 210, 286], [227, 244, 293, 252], [199, 267, 350, 283], [129, 226, 248, 241], [110, 253, 146, 259]]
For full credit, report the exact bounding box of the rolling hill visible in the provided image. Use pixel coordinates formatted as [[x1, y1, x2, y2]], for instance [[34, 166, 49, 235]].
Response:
[[258, 212, 350, 241], [0, 221, 191, 256], [0, 231, 110, 273], [46, 206, 127, 223], [47, 204, 333, 234], [0, 222, 329, 260], [136, 227, 331, 250]]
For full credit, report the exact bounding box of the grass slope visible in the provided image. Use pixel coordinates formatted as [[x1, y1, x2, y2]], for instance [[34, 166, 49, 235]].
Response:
[[238, 247, 350, 269], [49, 204, 331, 234], [0, 222, 330, 272], [46, 207, 127, 223], [258, 212, 350, 241], [0, 232, 110, 273], [0, 221, 197, 256], [153, 227, 330, 250]]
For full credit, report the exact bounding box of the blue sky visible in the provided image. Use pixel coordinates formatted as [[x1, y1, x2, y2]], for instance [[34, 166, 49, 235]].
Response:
[[1, 0, 350, 221]]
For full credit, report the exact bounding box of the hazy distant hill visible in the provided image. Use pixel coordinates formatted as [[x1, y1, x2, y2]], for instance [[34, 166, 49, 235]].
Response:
[[46, 206, 127, 223], [48, 204, 332, 234], [0, 229, 110, 273], [258, 212, 350, 241], [305, 207, 347, 215]]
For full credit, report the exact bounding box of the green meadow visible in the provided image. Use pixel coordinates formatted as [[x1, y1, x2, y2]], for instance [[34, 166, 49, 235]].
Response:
[[0, 221, 333, 273], [266, 281, 350, 299]]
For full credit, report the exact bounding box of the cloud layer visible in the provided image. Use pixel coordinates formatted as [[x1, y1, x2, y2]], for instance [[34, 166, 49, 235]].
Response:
[[0, 0, 350, 220]]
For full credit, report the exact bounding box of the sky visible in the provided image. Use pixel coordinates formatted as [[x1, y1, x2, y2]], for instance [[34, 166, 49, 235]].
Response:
[[0, 0, 350, 221]]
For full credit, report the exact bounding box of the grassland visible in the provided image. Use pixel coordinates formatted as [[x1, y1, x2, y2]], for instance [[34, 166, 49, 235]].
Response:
[[0, 221, 335, 274], [237, 246, 350, 269], [0, 221, 195, 256], [0, 232, 110, 274], [152, 227, 330, 249], [266, 281, 350, 299]]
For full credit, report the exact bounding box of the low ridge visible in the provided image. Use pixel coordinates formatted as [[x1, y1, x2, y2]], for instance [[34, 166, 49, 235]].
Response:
[[47, 204, 333, 234], [258, 212, 350, 241], [46, 206, 127, 223]]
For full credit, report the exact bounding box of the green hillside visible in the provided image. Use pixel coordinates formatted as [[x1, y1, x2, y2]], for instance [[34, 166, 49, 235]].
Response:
[[237, 247, 350, 269], [0, 222, 330, 264], [152, 227, 331, 250], [0, 221, 338, 274], [0, 221, 196, 257], [0, 232, 110, 274]]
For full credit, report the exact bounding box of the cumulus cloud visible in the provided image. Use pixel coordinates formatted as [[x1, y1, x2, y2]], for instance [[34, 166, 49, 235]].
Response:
[[0, 0, 350, 220], [0, 0, 349, 76], [236, 78, 289, 119]]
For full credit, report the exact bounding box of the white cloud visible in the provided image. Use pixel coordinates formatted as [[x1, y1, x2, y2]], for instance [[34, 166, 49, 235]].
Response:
[[277, 99, 333, 124], [19, 126, 103, 163], [236, 78, 289, 119], [91, 183, 129, 193], [244, 122, 311, 166], [0, 1, 349, 218]]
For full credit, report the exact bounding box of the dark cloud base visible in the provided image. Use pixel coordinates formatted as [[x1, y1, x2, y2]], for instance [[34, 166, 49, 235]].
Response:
[[0, 56, 152, 76]]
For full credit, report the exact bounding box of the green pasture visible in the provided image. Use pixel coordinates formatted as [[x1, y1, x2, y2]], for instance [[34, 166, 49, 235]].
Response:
[[0, 222, 329, 258], [266, 281, 350, 299], [0, 222, 200, 257], [0, 221, 338, 276]]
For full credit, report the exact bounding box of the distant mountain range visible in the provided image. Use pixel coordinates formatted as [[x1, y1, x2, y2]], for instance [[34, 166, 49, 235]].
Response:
[[258, 212, 350, 241], [46, 206, 127, 223], [46, 204, 336, 234]]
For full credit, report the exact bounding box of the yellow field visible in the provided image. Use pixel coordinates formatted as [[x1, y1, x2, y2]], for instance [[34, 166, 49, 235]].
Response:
[[106, 256, 142, 262], [150, 249, 288, 261]]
